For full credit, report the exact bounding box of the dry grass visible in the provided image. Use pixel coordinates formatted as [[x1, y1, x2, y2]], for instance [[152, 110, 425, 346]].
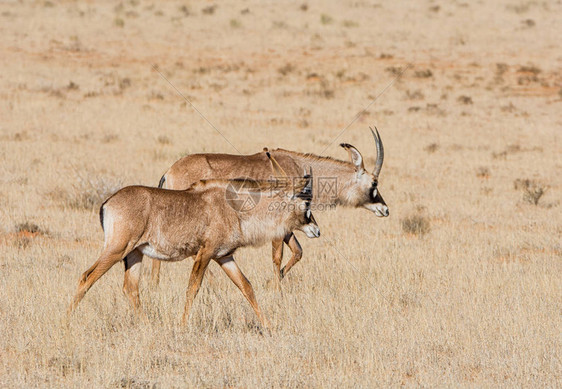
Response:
[[0, 0, 561, 387], [401, 214, 431, 236]]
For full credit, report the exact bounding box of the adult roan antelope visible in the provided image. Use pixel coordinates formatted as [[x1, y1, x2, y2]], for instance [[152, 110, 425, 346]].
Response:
[[68, 156, 319, 329], [152, 127, 388, 285]]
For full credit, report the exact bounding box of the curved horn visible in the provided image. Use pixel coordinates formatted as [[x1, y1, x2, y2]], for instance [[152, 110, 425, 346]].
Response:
[[297, 167, 313, 200], [370, 126, 384, 177]]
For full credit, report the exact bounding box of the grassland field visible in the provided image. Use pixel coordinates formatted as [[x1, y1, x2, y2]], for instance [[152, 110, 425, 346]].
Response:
[[0, 0, 561, 387]]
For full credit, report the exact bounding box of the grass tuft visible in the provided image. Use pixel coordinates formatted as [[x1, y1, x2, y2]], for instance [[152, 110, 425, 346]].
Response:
[[320, 14, 333, 25], [514, 179, 547, 205], [15, 222, 43, 234], [401, 214, 430, 236]]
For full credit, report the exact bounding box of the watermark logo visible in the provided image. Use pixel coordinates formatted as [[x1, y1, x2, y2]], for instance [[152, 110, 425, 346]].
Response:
[[318, 177, 337, 199], [225, 176, 339, 212], [225, 178, 261, 212]]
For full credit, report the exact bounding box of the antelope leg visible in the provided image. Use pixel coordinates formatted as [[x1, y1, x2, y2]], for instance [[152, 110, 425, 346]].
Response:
[[68, 245, 129, 315], [181, 248, 213, 325], [280, 233, 302, 279], [123, 249, 144, 310], [150, 258, 161, 286], [215, 255, 270, 330], [271, 238, 284, 289]]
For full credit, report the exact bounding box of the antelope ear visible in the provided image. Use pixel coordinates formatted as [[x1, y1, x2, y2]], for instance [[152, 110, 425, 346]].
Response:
[[266, 151, 288, 178], [340, 143, 365, 173]]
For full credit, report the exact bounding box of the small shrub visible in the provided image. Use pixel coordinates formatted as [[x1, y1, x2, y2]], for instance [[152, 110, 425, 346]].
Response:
[[513, 178, 530, 190], [13, 131, 29, 141], [149, 91, 164, 100], [476, 167, 490, 178], [385, 66, 403, 76], [202, 5, 216, 14], [179, 5, 190, 16], [457, 95, 473, 104], [230, 19, 241, 28], [119, 77, 131, 90], [319, 80, 334, 99], [506, 144, 521, 153], [496, 63, 508, 75], [342, 20, 358, 28], [507, 4, 530, 13], [518, 75, 539, 85], [157, 135, 171, 145], [514, 179, 547, 205], [517, 65, 541, 75], [406, 90, 424, 100], [16, 222, 43, 235], [320, 14, 333, 25], [501, 102, 517, 112], [102, 134, 119, 143], [401, 215, 430, 236], [14, 222, 45, 249], [424, 143, 439, 153], [278, 63, 295, 76], [425, 103, 445, 116], [414, 69, 433, 78], [272, 21, 287, 29], [66, 81, 79, 90], [114, 18, 124, 27]]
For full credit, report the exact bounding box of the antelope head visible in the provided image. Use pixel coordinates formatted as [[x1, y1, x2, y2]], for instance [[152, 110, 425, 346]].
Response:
[[293, 168, 320, 238], [266, 152, 320, 238], [340, 127, 389, 217]]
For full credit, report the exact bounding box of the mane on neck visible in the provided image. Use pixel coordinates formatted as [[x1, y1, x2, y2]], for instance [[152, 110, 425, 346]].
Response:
[[187, 177, 305, 195], [271, 148, 361, 206], [272, 148, 352, 168]]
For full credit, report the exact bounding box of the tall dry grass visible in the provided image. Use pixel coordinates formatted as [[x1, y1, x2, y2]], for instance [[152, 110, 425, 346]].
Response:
[[1, 0, 560, 387]]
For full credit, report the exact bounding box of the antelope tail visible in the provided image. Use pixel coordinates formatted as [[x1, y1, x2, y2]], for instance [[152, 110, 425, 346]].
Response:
[[158, 175, 166, 188], [99, 202, 107, 231]]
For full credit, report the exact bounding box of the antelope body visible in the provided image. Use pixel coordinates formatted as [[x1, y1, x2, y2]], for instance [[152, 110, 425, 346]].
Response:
[[153, 127, 388, 283], [68, 171, 319, 329]]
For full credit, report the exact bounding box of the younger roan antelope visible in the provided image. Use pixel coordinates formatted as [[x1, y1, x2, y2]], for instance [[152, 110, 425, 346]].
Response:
[[68, 160, 318, 329]]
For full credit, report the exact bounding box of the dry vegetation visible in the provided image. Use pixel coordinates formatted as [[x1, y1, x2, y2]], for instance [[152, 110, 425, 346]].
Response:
[[1, 0, 561, 387]]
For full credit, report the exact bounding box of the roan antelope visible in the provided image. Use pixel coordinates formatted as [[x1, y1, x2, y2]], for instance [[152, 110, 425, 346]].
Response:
[[153, 126, 388, 284], [68, 157, 319, 329]]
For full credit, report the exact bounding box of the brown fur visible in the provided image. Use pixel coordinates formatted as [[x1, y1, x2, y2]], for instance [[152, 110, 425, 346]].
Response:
[[68, 177, 318, 329], [153, 131, 388, 284]]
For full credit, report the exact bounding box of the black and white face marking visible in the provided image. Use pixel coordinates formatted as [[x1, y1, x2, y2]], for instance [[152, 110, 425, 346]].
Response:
[[369, 181, 379, 203], [305, 201, 312, 223], [363, 179, 389, 217], [300, 199, 320, 238], [296, 171, 320, 238]]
